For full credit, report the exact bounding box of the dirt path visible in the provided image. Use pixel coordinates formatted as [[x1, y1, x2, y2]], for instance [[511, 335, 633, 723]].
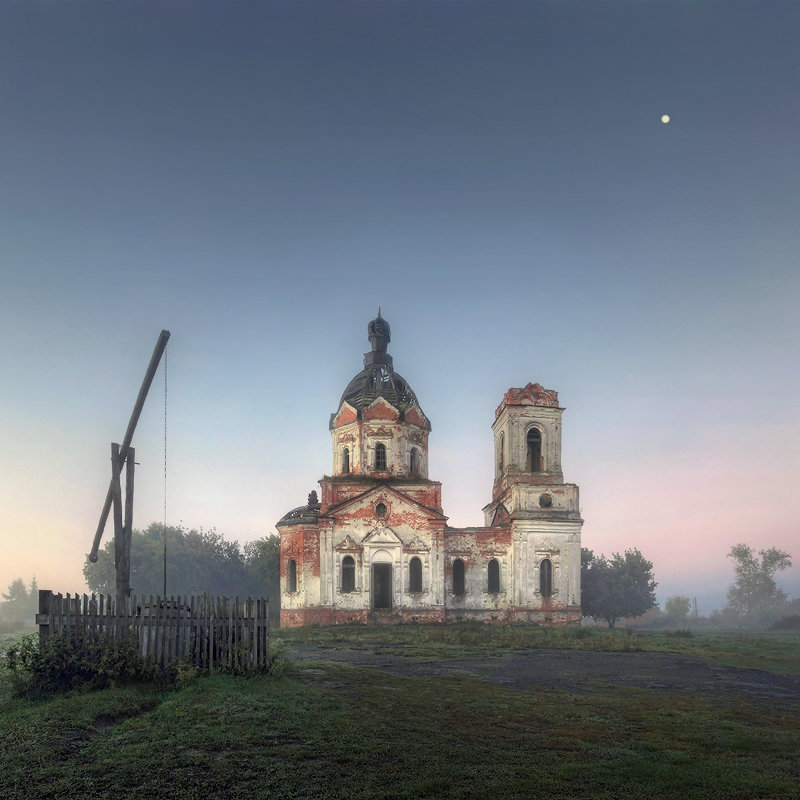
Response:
[[288, 644, 800, 713]]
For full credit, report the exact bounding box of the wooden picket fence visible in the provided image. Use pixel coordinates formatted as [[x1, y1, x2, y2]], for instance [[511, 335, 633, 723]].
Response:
[[36, 590, 270, 671]]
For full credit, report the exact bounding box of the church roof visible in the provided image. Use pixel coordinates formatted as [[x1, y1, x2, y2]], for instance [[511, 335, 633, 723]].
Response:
[[277, 491, 321, 527], [339, 366, 421, 414], [337, 312, 426, 420]]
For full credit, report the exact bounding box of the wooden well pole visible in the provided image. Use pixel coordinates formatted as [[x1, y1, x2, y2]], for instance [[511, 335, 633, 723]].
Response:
[[89, 329, 170, 564]]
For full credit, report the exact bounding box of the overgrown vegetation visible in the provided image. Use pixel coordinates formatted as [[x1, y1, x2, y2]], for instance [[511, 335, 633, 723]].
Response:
[[3, 630, 286, 699], [4, 633, 176, 698]]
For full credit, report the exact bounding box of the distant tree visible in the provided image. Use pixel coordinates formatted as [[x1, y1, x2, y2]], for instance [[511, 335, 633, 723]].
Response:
[[664, 595, 691, 623], [29, 575, 39, 616], [243, 535, 281, 623], [625, 605, 662, 627], [3, 578, 28, 605], [581, 548, 658, 629], [724, 543, 792, 624], [2, 578, 31, 625], [83, 523, 280, 617]]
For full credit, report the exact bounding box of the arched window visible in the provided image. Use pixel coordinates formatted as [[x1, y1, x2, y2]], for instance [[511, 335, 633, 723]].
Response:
[[288, 559, 297, 593], [498, 433, 504, 473], [452, 558, 465, 596], [375, 442, 387, 471], [527, 428, 542, 472], [539, 558, 552, 598], [341, 555, 355, 592], [410, 447, 418, 474], [488, 559, 500, 593], [409, 556, 422, 593], [342, 447, 350, 474]]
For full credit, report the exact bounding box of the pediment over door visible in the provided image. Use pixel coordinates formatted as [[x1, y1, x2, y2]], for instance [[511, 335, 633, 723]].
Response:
[[334, 534, 363, 552], [403, 536, 430, 553], [362, 524, 402, 547]]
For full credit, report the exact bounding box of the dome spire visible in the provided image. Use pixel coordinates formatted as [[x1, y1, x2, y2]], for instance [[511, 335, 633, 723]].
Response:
[[335, 314, 428, 428], [366, 310, 391, 366]]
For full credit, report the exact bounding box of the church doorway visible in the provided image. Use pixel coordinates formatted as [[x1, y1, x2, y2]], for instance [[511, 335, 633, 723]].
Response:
[[372, 563, 393, 609]]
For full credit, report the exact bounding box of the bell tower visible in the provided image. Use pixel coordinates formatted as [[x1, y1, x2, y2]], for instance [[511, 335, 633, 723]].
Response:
[[491, 383, 566, 502], [484, 382, 582, 622]]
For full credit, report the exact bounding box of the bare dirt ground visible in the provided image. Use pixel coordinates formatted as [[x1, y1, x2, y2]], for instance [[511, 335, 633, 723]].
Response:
[[288, 643, 800, 714]]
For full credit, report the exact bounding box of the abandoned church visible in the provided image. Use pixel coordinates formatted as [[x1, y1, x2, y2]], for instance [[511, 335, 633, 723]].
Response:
[[278, 313, 582, 626]]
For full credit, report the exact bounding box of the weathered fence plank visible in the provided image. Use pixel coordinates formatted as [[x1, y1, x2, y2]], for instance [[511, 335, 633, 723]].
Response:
[[36, 591, 269, 670]]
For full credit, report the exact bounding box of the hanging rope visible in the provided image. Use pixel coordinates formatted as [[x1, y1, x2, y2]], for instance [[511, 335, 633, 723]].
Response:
[[163, 344, 168, 596]]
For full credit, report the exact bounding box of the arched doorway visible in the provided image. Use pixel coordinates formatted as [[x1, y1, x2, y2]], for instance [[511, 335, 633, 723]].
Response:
[[371, 549, 393, 610]]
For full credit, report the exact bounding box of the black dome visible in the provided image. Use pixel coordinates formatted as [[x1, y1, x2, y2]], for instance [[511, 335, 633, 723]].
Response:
[[339, 365, 421, 414], [336, 312, 426, 419]]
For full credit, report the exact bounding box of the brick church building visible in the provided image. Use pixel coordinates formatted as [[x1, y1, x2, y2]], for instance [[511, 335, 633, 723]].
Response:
[[278, 313, 582, 626]]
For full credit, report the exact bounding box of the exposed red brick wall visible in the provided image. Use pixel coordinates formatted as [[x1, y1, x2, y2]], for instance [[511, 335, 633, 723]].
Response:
[[363, 400, 399, 421], [404, 407, 428, 429], [280, 530, 305, 577], [495, 383, 559, 417], [333, 406, 358, 427]]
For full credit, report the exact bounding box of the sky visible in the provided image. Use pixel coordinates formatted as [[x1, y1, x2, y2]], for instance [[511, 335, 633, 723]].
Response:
[[1, 1, 797, 614]]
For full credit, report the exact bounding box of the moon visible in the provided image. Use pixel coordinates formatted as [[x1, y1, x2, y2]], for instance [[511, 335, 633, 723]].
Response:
[[661, 114, 671, 124]]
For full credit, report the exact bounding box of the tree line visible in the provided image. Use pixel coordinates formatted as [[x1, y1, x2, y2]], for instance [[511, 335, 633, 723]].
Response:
[[81, 523, 280, 623], [5, 524, 792, 630], [580, 543, 793, 628]]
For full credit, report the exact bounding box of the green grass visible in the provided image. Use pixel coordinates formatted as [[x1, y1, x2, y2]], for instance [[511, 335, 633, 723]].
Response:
[[1, 659, 798, 800], [0, 627, 35, 651], [278, 623, 800, 675], [2, 627, 798, 799]]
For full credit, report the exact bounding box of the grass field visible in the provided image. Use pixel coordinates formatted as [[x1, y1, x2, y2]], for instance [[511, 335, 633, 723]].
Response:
[[278, 622, 800, 675], [1, 627, 798, 800]]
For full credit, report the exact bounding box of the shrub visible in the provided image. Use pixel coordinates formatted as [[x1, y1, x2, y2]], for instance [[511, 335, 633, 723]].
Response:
[[3, 633, 173, 698], [662, 628, 693, 638], [770, 614, 800, 631]]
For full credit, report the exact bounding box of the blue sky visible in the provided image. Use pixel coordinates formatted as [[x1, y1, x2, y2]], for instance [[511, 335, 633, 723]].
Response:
[[1, 1, 798, 613]]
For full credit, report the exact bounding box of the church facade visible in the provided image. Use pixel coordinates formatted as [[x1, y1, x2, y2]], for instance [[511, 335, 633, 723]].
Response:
[[278, 314, 582, 626]]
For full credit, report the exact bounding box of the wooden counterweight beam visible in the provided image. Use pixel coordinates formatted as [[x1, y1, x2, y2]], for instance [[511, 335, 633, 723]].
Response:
[[89, 329, 170, 565]]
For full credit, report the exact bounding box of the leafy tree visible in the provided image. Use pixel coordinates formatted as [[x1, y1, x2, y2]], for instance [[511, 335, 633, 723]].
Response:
[[581, 547, 657, 629], [724, 543, 792, 624], [243, 535, 281, 623], [664, 595, 691, 622], [83, 524, 280, 621]]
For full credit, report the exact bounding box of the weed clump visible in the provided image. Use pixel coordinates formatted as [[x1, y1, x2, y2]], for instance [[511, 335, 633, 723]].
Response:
[[4, 633, 170, 698], [662, 629, 694, 638]]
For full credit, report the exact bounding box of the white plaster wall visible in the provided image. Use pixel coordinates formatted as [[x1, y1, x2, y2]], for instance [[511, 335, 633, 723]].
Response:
[[493, 405, 564, 476], [331, 418, 429, 478], [323, 510, 441, 613], [512, 520, 582, 609], [512, 484, 580, 514]]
